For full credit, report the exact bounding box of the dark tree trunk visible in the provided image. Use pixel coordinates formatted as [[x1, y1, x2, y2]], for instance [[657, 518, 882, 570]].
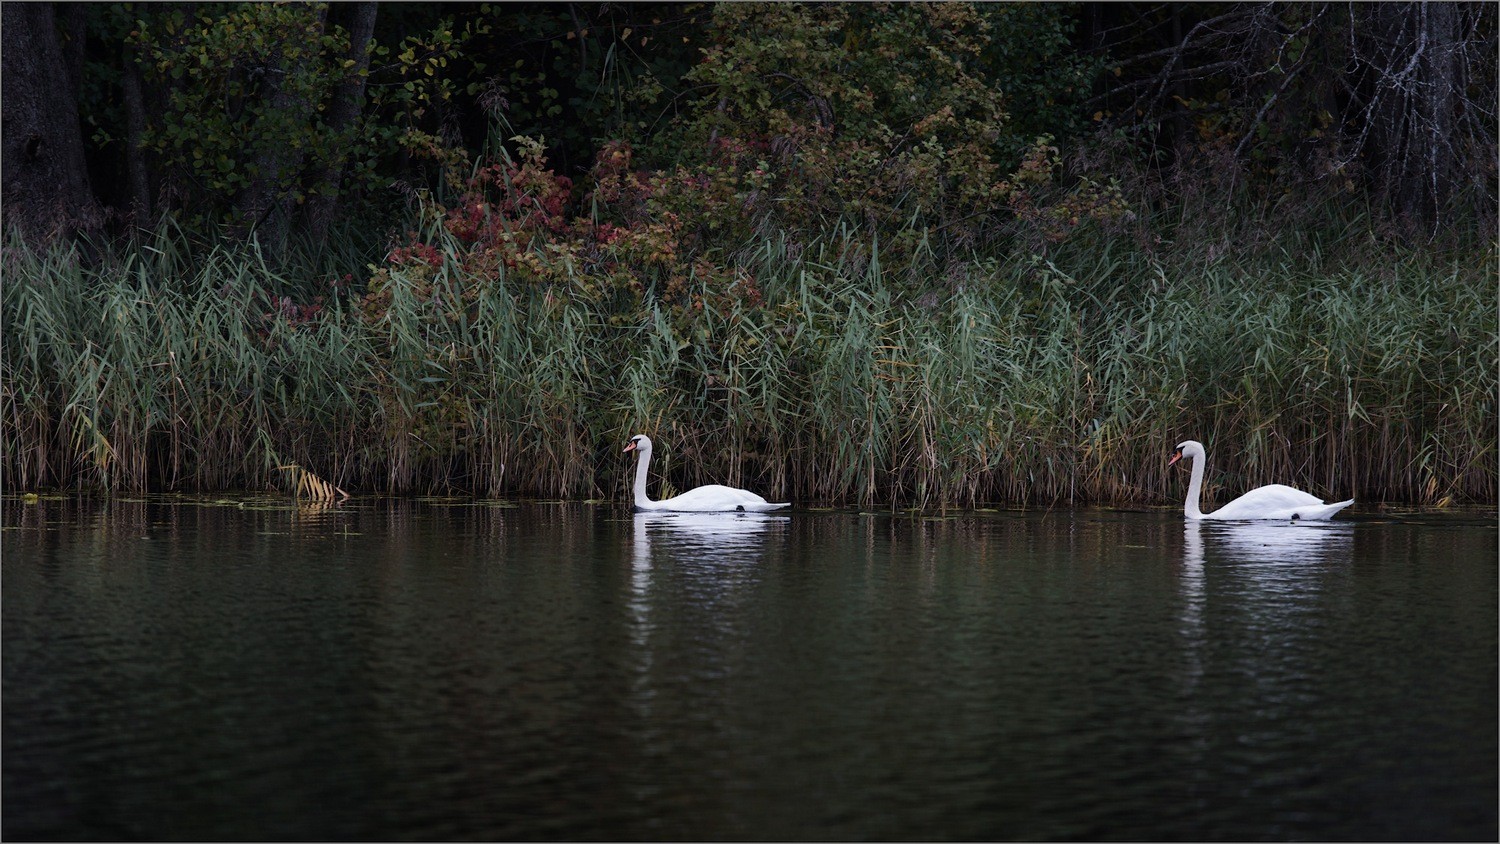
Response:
[[1356, 2, 1465, 232], [1, 2, 98, 245], [135, 5, 187, 217], [305, 1, 378, 247], [1408, 2, 1460, 224], [121, 46, 153, 222], [1165, 6, 1188, 152], [58, 3, 86, 100], [233, 5, 328, 261]]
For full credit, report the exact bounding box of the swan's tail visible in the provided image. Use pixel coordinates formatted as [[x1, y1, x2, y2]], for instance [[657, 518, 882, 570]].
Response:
[[746, 502, 791, 512], [1301, 498, 1355, 521]]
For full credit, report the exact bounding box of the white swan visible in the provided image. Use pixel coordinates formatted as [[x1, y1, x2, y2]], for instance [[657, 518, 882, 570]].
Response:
[[624, 434, 790, 512], [1170, 440, 1353, 521]]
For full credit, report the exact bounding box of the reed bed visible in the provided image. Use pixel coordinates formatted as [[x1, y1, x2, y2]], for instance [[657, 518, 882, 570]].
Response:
[[3, 224, 1493, 506]]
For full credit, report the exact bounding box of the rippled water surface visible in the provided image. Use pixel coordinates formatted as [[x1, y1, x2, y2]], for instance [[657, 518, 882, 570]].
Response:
[[4, 498, 1495, 840]]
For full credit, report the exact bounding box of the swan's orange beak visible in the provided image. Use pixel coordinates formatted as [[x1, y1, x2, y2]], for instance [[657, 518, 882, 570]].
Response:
[[1168, 448, 1182, 466], [623, 442, 637, 454]]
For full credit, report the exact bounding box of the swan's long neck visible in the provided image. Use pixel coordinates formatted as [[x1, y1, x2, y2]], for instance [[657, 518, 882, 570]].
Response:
[[1184, 452, 1206, 520], [632, 446, 654, 507]]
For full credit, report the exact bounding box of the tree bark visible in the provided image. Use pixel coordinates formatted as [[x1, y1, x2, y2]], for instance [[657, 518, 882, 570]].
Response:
[[122, 43, 154, 222], [1, 2, 98, 245], [1410, 2, 1459, 225], [58, 3, 86, 101], [304, 1, 378, 247], [1357, 2, 1463, 232], [233, 5, 327, 261]]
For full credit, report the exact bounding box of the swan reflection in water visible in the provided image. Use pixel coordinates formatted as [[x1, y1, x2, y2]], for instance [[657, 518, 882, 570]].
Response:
[[1182, 519, 1353, 608], [631, 510, 790, 568], [624, 512, 792, 689], [627, 511, 789, 620], [1185, 519, 1354, 567], [1179, 518, 1354, 660], [1182, 518, 1356, 621], [1176, 519, 1356, 729]]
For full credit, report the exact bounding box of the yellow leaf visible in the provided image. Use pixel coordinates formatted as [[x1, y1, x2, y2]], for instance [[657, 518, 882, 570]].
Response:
[[622, 27, 632, 41]]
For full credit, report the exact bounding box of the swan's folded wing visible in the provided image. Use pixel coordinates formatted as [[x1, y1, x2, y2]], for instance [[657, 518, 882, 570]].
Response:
[[1211, 483, 1325, 520], [659, 484, 780, 512]]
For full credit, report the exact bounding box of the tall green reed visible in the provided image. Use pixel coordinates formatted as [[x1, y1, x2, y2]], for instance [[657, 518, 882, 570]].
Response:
[[2, 230, 376, 492], [4, 222, 1493, 505]]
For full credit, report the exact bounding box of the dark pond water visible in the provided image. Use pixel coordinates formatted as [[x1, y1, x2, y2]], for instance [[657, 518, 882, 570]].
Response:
[[3, 497, 1495, 841]]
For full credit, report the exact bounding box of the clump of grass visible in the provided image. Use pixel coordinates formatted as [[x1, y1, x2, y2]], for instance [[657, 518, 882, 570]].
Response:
[[1, 228, 376, 493], [3, 218, 1493, 506]]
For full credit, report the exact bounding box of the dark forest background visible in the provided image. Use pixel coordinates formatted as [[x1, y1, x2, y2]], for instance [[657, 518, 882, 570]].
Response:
[[5, 2, 1494, 250]]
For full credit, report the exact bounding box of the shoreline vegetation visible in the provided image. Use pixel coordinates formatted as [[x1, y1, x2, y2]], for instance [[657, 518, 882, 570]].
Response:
[[3, 4, 1494, 507], [4, 212, 1493, 508]]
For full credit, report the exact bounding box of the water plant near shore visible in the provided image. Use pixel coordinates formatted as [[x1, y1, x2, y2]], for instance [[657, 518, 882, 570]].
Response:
[[3, 210, 1493, 507]]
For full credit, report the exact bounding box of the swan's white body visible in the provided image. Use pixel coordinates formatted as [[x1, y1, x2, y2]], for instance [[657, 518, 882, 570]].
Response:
[[1170, 440, 1353, 521], [624, 434, 790, 513]]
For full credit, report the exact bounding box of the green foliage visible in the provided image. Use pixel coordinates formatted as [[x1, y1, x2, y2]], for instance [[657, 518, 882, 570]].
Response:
[[366, 11, 492, 132], [124, 3, 483, 227], [655, 2, 1124, 272], [133, 4, 350, 217], [678, 4, 1009, 231], [470, 4, 709, 165], [976, 4, 1102, 164], [78, 1, 1116, 253]]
